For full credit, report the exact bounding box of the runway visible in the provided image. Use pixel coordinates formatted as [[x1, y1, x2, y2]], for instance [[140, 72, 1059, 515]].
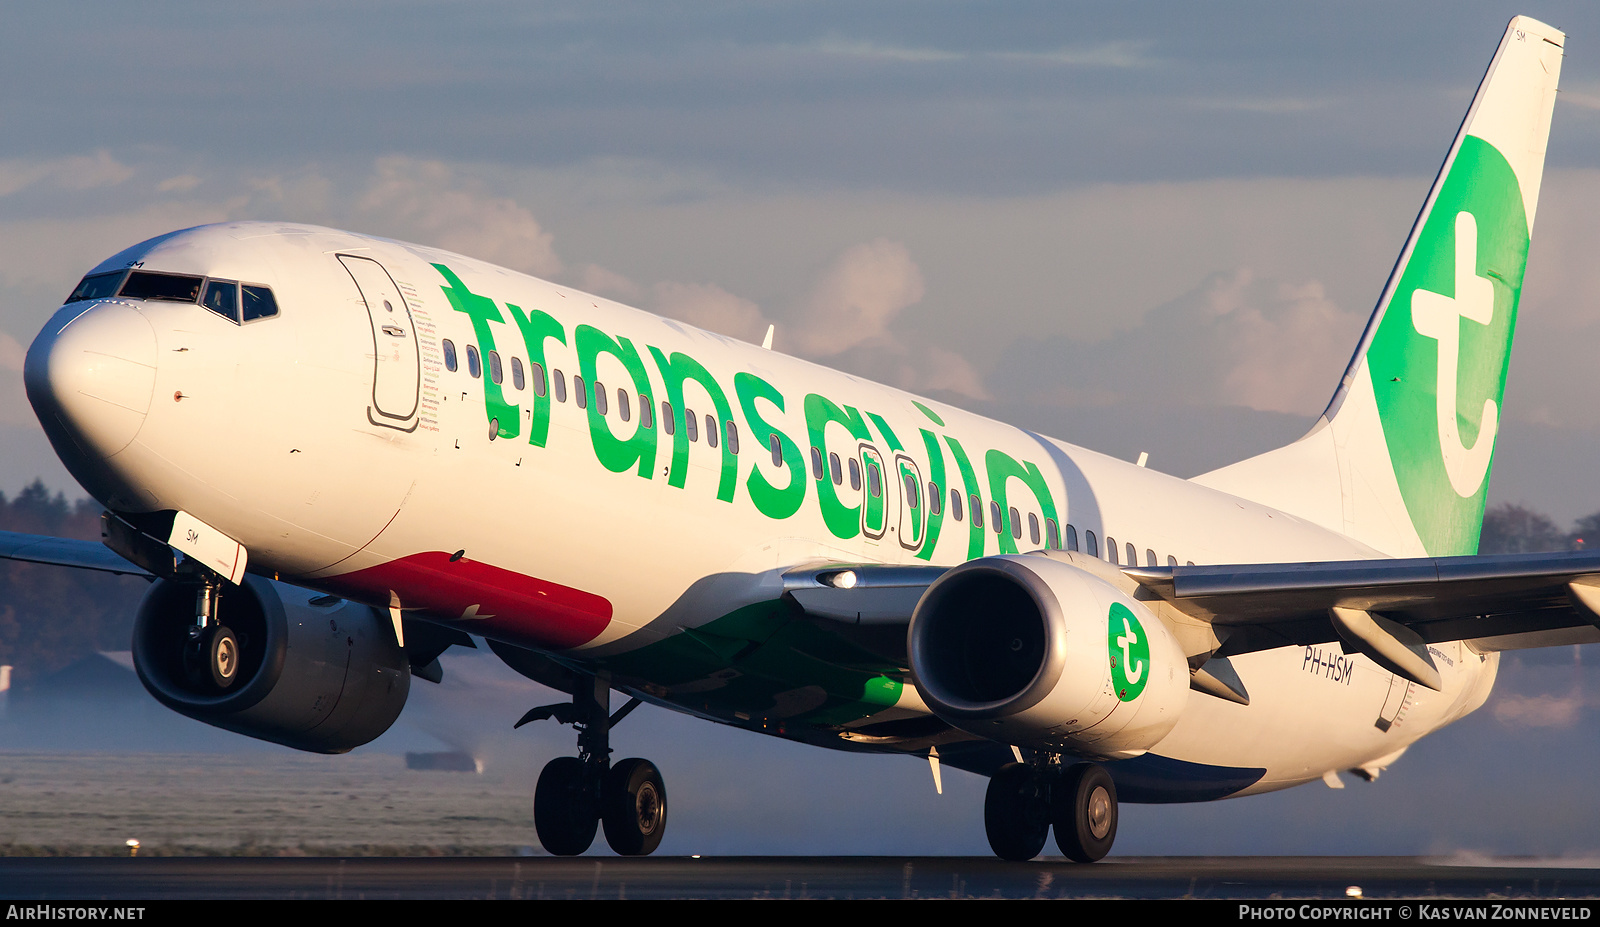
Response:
[[1, 856, 1597, 900]]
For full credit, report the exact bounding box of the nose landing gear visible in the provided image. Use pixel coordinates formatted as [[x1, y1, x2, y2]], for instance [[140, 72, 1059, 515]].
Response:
[[180, 579, 241, 691], [519, 675, 665, 856], [984, 759, 1118, 862]]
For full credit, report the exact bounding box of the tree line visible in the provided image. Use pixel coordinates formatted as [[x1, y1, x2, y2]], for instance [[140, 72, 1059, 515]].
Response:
[[0, 481, 144, 688], [1479, 502, 1600, 554]]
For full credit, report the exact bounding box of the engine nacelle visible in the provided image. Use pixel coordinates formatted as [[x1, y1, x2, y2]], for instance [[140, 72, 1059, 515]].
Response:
[[908, 553, 1188, 759], [133, 575, 410, 754]]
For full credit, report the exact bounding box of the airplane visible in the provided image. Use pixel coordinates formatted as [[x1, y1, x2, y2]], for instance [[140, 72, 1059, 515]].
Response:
[[6, 15, 1587, 862]]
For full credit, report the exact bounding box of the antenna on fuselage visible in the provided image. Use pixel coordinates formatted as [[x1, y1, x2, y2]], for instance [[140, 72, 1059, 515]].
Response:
[[761, 324, 775, 350]]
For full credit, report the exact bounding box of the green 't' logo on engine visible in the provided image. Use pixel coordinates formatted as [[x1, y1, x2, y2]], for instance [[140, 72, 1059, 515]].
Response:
[[1108, 602, 1149, 702]]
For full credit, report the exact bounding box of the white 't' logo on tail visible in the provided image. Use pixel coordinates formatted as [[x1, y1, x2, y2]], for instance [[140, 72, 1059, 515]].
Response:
[[1410, 210, 1499, 498]]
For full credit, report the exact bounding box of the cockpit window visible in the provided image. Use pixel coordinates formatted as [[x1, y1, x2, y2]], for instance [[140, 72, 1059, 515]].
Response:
[[120, 271, 203, 302], [65, 266, 280, 325], [202, 281, 239, 322], [241, 285, 278, 322], [66, 271, 128, 303]]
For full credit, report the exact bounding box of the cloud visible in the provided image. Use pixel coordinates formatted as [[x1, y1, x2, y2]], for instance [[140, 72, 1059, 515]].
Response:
[[1492, 692, 1585, 728], [811, 38, 1155, 69], [0, 331, 36, 427], [155, 174, 203, 194], [990, 267, 1363, 416], [811, 40, 964, 63], [653, 281, 768, 345], [576, 264, 645, 303], [996, 40, 1156, 69], [636, 238, 985, 398], [783, 239, 925, 357], [356, 157, 562, 277], [0, 151, 134, 197]]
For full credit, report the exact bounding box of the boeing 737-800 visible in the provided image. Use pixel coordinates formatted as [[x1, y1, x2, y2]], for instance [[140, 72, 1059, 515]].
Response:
[[6, 16, 1589, 861]]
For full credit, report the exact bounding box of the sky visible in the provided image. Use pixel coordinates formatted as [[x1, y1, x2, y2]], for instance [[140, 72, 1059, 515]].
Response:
[[4, 1, 1600, 856]]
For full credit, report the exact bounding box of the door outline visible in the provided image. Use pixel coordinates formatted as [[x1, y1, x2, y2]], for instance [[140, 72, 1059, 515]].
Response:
[[339, 254, 421, 432], [894, 453, 924, 551], [859, 443, 890, 541]]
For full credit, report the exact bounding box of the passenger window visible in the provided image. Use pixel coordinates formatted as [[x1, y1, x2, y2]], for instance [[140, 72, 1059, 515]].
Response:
[[488, 351, 504, 385], [725, 421, 739, 454], [661, 400, 674, 434], [990, 502, 1002, 534], [829, 453, 842, 485], [1107, 537, 1119, 564], [443, 340, 458, 372], [241, 285, 278, 321], [685, 409, 698, 442], [532, 362, 547, 397], [466, 345, 482, 379], [950, 489, 963, 522], [640, 395, 653, 428], [594, 381, 607, 415], [705, 414, 718, 448], [770, 434, 783, 468], [971, 496, 983, 528], [1029, 513, 1040, 546], [1187, 560, 1195, 567], [574, 375, 587, 409], [1126, 542, 1136, 566], [1085, 530, 1098, 557], [1168, 555, 1178, 567], [928, 483, 941, 515], [512, 357, 525, 391], [868, 463, 882, 498], [1146, 549, 1157, 567], [848, 458, 861, 491], [553, 369, 567, 403], [1066, 524, 1079, 552], [202, 280, 239, 323], [904, 474, 919, 508], [811, 447, 825, 480], [1046, 518, 1059, 550], [1009, 507, 1021, 540], [617, 388, 630, 422]]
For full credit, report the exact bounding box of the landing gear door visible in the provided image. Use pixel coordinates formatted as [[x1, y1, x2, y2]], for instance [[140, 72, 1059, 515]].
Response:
[[339, 254, 420, 432], [894, 454, 924, 551]]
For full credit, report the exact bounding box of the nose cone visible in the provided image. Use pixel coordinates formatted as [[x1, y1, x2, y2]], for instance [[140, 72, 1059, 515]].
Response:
[[25, 303, 158, 460]]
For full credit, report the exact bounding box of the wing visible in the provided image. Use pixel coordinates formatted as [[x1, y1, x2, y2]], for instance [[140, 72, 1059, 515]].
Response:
[[0, 529, 150, 577], [1123, 550, 1600, 655], [783, 550, 1600, 696]]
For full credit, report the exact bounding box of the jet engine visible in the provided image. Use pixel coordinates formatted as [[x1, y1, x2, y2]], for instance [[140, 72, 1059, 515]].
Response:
[[132, 575, 410, 754], [907, 553, 1187, 759]]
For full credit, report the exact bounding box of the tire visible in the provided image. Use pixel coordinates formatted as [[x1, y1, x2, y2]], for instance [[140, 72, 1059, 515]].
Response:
[[602, 758, 667, 856], [984, 762, 1050, 861], [1054, 763, 1117, 863], [208, 626, 240, 689], [535, 756, 599, 856]]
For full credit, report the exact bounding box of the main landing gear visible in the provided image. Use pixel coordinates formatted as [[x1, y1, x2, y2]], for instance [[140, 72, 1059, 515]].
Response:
[[984, 759, 1118, 862], [519, 675, 666, 856]]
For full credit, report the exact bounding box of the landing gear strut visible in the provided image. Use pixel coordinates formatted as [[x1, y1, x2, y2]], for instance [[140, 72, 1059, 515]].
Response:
[[984, 759, 1118, 862], [181, 579, 240, 691], [522, 675, 665, 856]]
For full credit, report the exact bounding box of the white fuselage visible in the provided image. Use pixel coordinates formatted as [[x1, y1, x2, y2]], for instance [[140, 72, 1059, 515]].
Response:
[[32, 221, 1498, 797]]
